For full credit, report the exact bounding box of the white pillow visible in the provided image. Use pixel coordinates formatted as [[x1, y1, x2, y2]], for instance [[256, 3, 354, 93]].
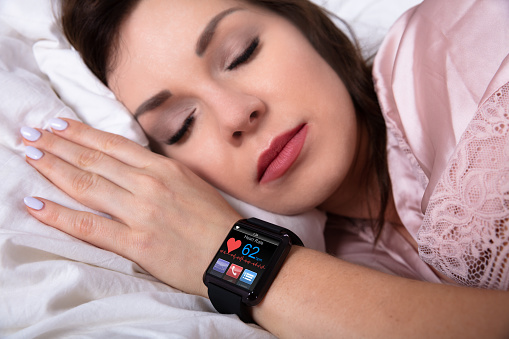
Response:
[[313, 0, 422, 56]]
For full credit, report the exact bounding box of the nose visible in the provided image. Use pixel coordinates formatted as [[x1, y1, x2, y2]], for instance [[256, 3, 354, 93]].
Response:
[[209, 86, 266, 143]]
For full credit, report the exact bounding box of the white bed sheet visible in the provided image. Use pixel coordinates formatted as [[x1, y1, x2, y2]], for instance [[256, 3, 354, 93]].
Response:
[[0, 0, 420, 337]]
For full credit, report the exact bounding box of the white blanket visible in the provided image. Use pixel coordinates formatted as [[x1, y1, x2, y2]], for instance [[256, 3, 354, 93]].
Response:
[[0, 0, 420, 337]]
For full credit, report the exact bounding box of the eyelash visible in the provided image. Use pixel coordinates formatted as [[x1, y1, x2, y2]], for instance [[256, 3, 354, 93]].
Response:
[[227, 36, 260, 71], [166, 38, 259, 145], [166, 111, 195, 145]]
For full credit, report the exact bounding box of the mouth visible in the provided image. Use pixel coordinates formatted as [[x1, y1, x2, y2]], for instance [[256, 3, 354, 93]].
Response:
[[257, 123, 308, 184]]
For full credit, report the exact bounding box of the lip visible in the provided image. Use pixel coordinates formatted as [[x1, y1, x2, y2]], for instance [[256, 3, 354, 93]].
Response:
[[257, 123, 308, 184]]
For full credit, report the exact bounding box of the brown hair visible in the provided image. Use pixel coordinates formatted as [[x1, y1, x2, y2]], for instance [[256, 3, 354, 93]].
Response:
[[60, 0, 390, 237]]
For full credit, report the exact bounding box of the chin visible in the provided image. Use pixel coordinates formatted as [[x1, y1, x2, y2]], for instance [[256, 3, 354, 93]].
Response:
[[256, 192, 330, 216]]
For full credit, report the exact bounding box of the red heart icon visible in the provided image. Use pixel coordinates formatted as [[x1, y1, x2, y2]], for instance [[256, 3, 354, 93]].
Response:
[[227, 238, 242, 253]]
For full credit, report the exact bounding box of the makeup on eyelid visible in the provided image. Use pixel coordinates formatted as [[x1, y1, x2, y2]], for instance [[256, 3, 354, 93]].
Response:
[[138, 103, 197, 143], [219, 32, 261, 74], [208, 21, 261, 71], [227, 37, 259, 70], [167, 113, 195, 145]]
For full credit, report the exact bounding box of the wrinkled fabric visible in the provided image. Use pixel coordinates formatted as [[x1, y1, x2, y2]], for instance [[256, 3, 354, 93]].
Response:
[[373, 0, 509, 289], [325, 215, 442, 283]]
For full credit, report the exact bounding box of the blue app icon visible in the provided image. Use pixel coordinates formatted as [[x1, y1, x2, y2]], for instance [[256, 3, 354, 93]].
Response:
[[213, 258, 229, 274], [239, 269, 257, 285]]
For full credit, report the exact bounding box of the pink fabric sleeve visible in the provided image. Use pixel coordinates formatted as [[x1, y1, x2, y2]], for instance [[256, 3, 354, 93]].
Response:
[[419, 83, 509, 289], [373, 0, 509, 289]]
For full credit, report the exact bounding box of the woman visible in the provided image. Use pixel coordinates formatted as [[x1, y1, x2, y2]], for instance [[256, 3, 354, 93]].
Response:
[[20, 0, 509, 337]]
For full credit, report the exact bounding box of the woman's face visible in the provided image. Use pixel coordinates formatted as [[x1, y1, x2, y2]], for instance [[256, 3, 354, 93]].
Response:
[[109, 0, 358, 215]]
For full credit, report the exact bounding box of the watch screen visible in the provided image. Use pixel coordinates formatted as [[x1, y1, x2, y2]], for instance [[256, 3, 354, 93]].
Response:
[[206, 224, 280, 291]]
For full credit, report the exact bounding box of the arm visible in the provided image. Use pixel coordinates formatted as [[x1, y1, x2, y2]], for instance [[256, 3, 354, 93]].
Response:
[[254, 246, 509, 338], [22, 119, 509, 338]]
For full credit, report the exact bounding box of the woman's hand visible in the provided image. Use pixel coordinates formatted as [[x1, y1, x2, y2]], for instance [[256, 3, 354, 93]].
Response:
[[21, 118, 241, 297]]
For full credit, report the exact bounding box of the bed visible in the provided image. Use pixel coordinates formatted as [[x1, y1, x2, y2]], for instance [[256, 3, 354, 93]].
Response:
[[0, 1, 421, 337]]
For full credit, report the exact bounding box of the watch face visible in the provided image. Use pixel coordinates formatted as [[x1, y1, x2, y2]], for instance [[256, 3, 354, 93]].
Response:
[[206, 224, 280, 292]]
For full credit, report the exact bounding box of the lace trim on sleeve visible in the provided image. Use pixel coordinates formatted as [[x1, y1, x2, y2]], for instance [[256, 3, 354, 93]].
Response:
[[418, 83, 509, 290]]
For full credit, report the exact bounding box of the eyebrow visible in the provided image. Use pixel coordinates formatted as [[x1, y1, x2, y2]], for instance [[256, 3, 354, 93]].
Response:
[[134, 90, 172, 118], [196, 7, 244, 56]]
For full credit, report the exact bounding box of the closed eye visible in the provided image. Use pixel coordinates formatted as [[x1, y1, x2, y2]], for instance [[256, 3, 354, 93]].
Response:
[[227, 37, 259, 71], [166, 112, 195, 145]]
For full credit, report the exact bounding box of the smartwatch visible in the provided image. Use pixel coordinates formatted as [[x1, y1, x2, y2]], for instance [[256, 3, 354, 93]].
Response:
[[203, 218, 303, 323]]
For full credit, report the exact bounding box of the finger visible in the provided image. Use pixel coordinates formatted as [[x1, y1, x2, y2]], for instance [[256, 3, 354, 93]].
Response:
[[24, 197, 132, 256], [25, 147, 133, 218], [48, 118, 154, 168], [23, 128, 141, 192]]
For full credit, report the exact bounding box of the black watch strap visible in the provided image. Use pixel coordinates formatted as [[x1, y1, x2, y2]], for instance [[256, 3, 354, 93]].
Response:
[[208, 282, 253, 322], [206, 218, 303, 323]]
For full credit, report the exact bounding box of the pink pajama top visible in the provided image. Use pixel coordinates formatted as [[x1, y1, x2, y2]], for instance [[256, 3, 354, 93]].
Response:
[[326, 0, 509, 290]]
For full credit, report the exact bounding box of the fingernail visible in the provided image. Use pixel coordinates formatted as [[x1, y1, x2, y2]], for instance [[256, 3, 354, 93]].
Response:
[[48, 118, 68, 131], [20, 126, 42, 142], [24, 197, 44, 210], [25, 146, 44, 160]]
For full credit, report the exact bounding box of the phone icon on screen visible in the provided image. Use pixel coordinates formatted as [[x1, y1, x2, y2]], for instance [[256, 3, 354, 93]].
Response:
[[225, 264, 243, 281]]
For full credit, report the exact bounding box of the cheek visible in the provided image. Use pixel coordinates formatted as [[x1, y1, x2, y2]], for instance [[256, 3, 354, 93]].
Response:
[[262, 43, 344, 123]]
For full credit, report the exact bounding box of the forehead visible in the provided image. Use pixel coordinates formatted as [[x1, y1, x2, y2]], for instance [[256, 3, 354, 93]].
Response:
[[118, 0, 243, 57], [110, 0, 248, 95], [128, 0, 235, 31]]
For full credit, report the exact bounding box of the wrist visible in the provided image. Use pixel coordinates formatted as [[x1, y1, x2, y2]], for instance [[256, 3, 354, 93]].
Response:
[[203, 218, 303, 322], [198, 213, 242, 298]]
